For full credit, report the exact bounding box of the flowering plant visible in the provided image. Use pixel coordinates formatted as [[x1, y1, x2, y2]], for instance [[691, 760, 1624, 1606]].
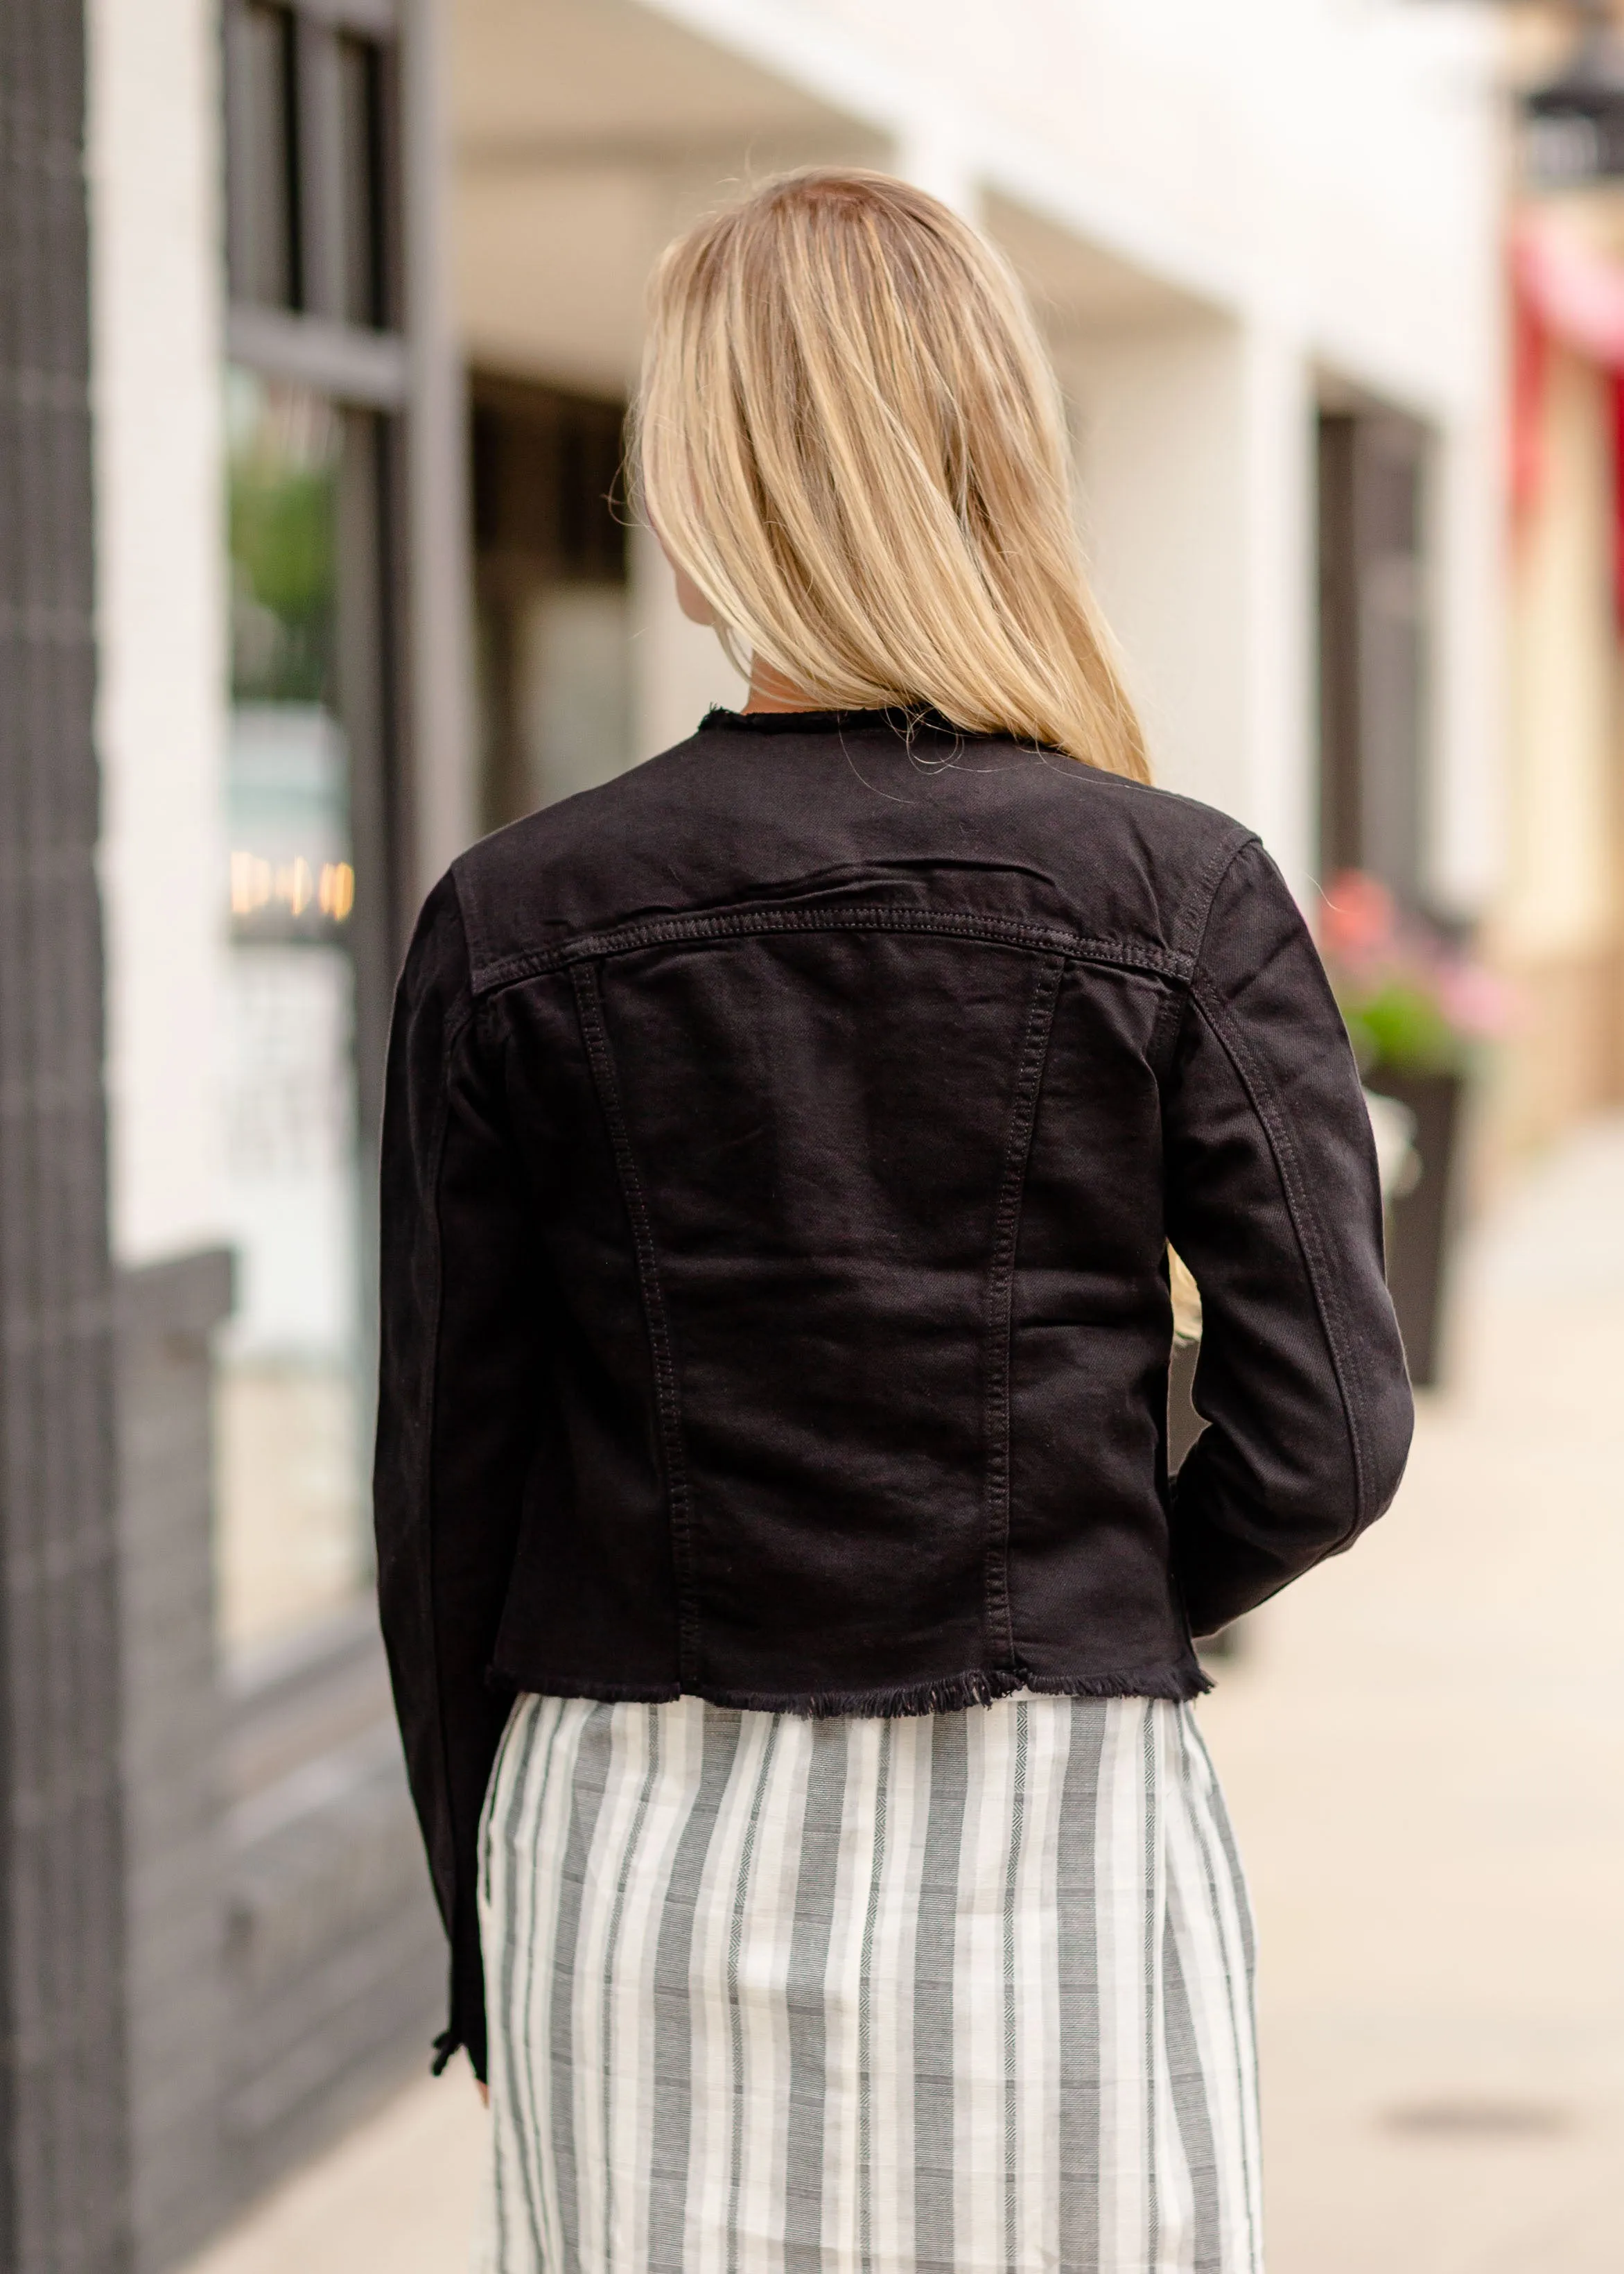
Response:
[[1317, 871, 1509, 1077]]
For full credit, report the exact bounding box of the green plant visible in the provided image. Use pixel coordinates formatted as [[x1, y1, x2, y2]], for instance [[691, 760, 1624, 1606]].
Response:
[[1318, 871, 1507, 1077]]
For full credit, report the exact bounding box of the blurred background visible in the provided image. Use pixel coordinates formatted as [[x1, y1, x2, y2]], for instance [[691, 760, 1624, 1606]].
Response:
[[1, 0, 1622, 2268]]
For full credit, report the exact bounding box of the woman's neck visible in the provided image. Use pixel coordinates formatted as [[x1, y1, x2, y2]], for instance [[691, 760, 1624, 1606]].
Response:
[[742, 656, 822, 714]]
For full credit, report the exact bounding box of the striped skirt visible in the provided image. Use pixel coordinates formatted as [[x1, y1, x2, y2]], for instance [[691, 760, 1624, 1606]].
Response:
[[475, 1692, 1261, 2274]]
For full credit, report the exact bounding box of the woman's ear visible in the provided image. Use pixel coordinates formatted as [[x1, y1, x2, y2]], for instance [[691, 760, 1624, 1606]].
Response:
[[672, 557, 719, 628], [652, 522, 719, 627]]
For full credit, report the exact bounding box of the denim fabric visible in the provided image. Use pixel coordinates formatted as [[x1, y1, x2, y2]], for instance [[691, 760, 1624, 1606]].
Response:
[[373, 708, 1411, 2074]]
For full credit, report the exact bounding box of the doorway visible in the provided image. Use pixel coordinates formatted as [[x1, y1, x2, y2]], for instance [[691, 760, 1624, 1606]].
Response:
[[471, 374, 631, 830], [1316, 406, 1431, 903]]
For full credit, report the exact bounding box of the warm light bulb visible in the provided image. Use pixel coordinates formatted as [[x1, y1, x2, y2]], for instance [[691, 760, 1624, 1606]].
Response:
[[318, 861, 356, 921]]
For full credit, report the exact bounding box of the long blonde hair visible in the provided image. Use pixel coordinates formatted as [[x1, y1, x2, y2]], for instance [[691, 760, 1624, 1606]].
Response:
[[632, 169, 1150, 782]]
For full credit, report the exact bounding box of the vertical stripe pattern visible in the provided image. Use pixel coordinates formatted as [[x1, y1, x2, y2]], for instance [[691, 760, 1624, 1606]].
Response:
[[476, 1694, 1260, 2274]]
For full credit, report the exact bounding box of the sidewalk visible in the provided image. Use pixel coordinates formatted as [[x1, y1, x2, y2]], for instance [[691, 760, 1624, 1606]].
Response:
[[1205, 1111, 1624, 2274], [182, 1117, 1624, 2274]]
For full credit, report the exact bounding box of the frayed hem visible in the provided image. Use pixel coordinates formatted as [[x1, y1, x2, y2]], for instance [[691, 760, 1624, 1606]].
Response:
[[500, 1663, 1211, 1719], [712, 1669, 1016, 1719], [1013, 1664, 1212, 1704]]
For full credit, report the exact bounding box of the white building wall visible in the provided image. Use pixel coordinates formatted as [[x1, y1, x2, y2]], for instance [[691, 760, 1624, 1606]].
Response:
[[89, 0, 228, 1266], [1064, 320, 1251, 804], [664, 0, 1495, 406], [1431, 396, 1508, 920], [1063, 320, 1315, 887], [1234, 325, 1318, 889]]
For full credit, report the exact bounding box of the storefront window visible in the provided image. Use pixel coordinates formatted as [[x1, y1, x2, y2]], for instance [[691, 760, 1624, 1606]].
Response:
[[217, 370, 366, 1651]]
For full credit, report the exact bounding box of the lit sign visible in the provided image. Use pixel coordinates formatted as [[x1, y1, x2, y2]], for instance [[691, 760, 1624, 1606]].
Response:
[[230, 852, 355, 923]]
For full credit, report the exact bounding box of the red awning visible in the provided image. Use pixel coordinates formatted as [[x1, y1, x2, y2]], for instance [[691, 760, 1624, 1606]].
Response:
[[1510, 210, 1624, 622], [1512, 209, 1624, 365]]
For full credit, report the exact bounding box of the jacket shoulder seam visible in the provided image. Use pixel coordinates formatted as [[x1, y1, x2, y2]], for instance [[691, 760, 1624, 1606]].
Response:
[[446, 860, 489, 980], [1149, 831, 1259, 1079], [1180, 831, 1262, 968]]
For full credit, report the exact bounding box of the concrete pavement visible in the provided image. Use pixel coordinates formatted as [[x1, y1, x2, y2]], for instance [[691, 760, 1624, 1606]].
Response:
[[1205, 1110, 1624, 2274], [181, 1115, 1624, 2274]]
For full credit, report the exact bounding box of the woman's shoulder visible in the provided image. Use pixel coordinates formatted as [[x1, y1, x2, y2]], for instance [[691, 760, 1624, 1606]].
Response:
[[1006, 745, 1256, 863], [444, 720, 1264, 989]]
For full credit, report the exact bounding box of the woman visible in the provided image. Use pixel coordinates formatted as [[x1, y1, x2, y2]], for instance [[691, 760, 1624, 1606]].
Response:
[[374, 170, 1411, 2274]]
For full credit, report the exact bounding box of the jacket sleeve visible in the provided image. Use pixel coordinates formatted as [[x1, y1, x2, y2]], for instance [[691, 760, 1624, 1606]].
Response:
[[1162, 837, 1413, 1636], [374, 871, 541, 2081]]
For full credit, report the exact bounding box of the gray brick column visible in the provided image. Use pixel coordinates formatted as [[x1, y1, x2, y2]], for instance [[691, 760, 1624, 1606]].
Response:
[[116, 1256, 234, 2274], [0, 3, 131, 2268]]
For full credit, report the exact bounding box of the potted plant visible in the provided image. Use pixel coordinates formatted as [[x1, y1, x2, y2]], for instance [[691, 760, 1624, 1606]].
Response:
[[1318, 871, 1507, 1387]]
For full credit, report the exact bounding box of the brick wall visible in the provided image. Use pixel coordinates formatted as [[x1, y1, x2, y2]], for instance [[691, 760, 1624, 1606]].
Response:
[[0, 3, 130, 2265], [116, 1259, 442, 2269], [116, 1256, 232, 2274]]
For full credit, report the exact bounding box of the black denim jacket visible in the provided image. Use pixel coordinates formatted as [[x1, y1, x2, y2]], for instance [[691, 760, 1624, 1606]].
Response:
[[374, 707, 1413, 2076]]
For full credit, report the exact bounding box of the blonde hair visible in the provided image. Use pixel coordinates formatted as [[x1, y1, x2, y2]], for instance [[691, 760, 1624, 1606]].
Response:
[[632, 169, 1150, 782]]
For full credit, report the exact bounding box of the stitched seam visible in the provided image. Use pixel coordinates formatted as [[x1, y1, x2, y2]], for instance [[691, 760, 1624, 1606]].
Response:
[[1189, 975, 1372, 1540], [1173, 828, 1258, 964], [1148, 833, 1257, 1082], [569, 962, 701, 1683], [449, 861, 491, 998], [471, 905, 1194, 994], [982, 955, 1065, 1674], [1146, 974, 1193, 1093]]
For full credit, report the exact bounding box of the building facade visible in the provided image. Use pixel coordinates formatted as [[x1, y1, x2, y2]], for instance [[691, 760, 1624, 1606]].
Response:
[[21, 0, 1505, 2264], [1493, 1, 1624, 1153]]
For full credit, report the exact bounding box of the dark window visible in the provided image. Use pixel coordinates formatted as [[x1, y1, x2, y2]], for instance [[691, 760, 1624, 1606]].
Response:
[[336, 35, 390, 328], [1317, 409, 1431, 904], [471, 376, 631, 829], [224, 0, 396, 329], [225, 2, 302, 309]]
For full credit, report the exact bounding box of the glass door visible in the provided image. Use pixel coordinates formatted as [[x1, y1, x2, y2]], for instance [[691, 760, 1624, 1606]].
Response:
[[218, 368, 393, 1651]]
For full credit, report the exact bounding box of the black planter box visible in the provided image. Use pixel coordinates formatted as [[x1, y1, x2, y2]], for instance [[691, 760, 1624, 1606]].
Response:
[[1365, 1063, 1467, 1389], [1167, 1061, 1465, 1476]]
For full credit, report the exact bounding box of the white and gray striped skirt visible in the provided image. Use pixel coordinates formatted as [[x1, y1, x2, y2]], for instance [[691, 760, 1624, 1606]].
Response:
[[475, 1692, 1261, 2274]]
